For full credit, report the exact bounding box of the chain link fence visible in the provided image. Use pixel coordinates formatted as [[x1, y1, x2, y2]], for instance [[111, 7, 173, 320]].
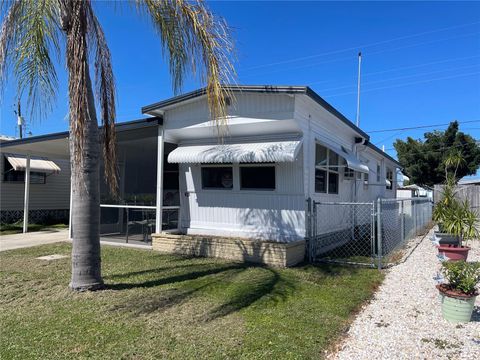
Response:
[[306, 198, 433, 268]]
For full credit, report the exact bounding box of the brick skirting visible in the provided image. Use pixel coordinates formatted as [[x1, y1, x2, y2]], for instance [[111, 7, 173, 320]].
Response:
[[152, 232, 306, 267]]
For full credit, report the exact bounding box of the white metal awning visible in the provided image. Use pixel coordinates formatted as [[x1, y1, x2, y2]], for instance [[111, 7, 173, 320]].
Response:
[[168, 140, 303, 164], [4, 153, 61, 173], [321, 143, 369, 174]]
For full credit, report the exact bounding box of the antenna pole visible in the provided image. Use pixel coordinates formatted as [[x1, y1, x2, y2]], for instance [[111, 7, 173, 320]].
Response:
[[17, 99, 23, 139], [355, 52, 362, 128]]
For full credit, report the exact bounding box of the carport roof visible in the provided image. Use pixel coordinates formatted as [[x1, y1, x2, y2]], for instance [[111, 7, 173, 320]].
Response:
[[0, 117, 161, 159]]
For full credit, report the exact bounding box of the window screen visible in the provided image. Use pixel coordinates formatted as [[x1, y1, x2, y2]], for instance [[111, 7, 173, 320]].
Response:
[[3, 157, 46, 184], [201, 167, 233, 189], [240, 166, 275, 190]]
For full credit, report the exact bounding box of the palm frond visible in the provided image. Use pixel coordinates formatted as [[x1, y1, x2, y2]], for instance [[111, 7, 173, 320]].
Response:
[[0, 0, 61, 119], [86, 1, 118, 194], [131, 0, 236, 134]]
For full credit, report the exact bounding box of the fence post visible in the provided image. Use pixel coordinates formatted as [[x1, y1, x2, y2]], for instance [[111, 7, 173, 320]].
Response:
[[413, 200, 417, 236], [400, 199, 405, 242], [376, 198, 382, 270]]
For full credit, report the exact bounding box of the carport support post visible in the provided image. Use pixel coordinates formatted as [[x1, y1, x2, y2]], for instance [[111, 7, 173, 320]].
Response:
[[23, 154, 31, 233], [155, 126, 165, 233]]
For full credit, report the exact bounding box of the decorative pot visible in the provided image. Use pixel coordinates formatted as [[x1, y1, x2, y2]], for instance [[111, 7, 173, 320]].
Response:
[[437, 244, 470, 261], [433, 232, 461, 246], [437, 284, 477, 323]]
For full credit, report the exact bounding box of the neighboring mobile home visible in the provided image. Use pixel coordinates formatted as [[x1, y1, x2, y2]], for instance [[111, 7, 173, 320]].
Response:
[[1, 85, 400, 266]]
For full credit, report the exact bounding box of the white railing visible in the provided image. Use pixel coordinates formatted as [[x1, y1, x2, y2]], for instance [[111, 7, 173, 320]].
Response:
[[99, 204, 180, 243]]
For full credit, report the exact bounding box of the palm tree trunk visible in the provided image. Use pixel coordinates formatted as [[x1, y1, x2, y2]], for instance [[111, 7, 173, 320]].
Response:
[[69, 71, 103, 291], [69, 79, 103, 291], [65, 1, 103, 291]]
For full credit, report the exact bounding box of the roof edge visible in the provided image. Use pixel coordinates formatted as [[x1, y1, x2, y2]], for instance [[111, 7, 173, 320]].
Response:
[[366, 142, 402, 167], [0, 117, 162, 148], [141, 84, 370, 140]]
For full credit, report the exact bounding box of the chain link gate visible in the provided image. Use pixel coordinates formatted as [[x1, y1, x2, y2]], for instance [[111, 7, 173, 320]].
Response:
[[306, 198, 433, 269]]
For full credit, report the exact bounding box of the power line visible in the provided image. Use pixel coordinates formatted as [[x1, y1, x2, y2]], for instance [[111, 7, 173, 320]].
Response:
[[322, 71, 480, 98], [241, 21, 480, 71], [384, 140, 480, 153], [367, 120, 480, 133], [315, 63, 480, 93]]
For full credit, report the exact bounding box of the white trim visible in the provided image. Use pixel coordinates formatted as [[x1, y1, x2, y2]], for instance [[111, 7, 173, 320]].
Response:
[[156, 127, 165, 232], [22, 154, 30, 233]]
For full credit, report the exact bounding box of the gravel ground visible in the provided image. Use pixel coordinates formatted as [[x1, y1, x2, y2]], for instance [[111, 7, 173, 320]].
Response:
[[332, 229, 480, 360]]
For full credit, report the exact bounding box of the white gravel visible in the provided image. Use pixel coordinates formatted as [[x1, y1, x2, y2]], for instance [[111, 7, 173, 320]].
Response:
[[332, 229, 480, 360]]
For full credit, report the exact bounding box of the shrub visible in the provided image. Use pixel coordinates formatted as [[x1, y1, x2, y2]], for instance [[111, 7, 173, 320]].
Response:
[[441, 261, 480, 295]]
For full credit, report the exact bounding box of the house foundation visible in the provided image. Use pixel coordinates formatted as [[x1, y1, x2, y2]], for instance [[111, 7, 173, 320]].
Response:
[[152, 232, 306, 267]]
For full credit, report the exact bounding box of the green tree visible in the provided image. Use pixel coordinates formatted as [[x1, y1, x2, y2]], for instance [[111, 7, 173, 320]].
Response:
[[0, 0, 234, 291], [394, 121, 480, 187]]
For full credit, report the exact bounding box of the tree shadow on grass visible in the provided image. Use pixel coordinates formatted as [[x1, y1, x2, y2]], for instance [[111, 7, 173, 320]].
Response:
[[106, 264, 246, 290], [203, 266, 296, 322], [104, 262, 218, 280], [109, 267, 247, 316], [107, 261, 297, 320]]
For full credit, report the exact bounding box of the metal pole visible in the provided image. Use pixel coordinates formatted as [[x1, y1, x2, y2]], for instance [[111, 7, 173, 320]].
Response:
[[413, 200, 417, 236], [155, 126, 165, 233], [400, 200, 405, 242], [376, 198, 382, 270], [23, 154, 30, 233], [355, 52, 362, 127]]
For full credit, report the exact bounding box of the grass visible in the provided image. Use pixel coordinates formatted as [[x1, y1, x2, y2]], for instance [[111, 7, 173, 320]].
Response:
[[0, 223, 68, 235], [0, 243, 384, 359]]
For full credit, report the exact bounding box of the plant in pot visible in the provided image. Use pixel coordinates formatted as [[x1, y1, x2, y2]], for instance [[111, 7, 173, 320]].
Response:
[[433, 177, 461, 246], [437, 260, 480, 323], [436, 198, 479, 261]]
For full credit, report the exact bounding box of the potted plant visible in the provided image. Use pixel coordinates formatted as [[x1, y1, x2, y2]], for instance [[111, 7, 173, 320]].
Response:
[[433, 178, 461, 246], [433, 153, 479, 260], [437, 260, 480, 323], [436, 198, 478, 261]]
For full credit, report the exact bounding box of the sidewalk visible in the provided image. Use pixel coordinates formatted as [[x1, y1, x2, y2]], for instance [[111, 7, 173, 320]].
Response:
[[0, 229, 69, 252]]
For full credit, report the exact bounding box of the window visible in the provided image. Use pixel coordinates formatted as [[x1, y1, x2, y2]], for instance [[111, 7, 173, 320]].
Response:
[[240, 166, 275, 190], [363, 173, 369, 190], [343, 159, 354, 179], [376, 163, 381, 183], [201, 167, 233, 189], [314, 143, 339, 194], [386, 168, 393, 190], [3, 158, 46, 184]]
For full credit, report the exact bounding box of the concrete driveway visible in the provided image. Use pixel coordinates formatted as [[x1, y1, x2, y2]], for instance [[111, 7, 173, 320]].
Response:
[[0, 229, 68, 252]]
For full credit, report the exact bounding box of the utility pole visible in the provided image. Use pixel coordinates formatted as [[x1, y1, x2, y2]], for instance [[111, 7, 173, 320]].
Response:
[[14, 99, 24, 139], [355, 52, 362, 128]]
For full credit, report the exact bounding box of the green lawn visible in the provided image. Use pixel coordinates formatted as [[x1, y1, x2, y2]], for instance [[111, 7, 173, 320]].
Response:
[[0, 243, 383, 359], [0, 223, 68, 235]]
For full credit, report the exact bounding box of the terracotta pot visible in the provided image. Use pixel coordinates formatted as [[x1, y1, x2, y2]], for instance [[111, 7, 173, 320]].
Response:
[[437, 284, 478, 323], [437, 244, 470, 261]]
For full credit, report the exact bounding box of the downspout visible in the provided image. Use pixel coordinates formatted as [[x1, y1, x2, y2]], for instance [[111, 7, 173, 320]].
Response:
[[353, 137, 368, 203]]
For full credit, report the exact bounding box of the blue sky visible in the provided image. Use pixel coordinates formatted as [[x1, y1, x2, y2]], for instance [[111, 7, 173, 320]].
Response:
[[0, 1, 479, 174]]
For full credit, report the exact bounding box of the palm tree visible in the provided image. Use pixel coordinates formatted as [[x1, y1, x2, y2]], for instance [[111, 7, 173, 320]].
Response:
[[0, 0, 234, 291]]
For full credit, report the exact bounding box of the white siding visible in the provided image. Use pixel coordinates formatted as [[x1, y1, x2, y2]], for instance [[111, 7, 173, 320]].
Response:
[[0, 156, 70, 210], [178, 153, 305, 241]]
